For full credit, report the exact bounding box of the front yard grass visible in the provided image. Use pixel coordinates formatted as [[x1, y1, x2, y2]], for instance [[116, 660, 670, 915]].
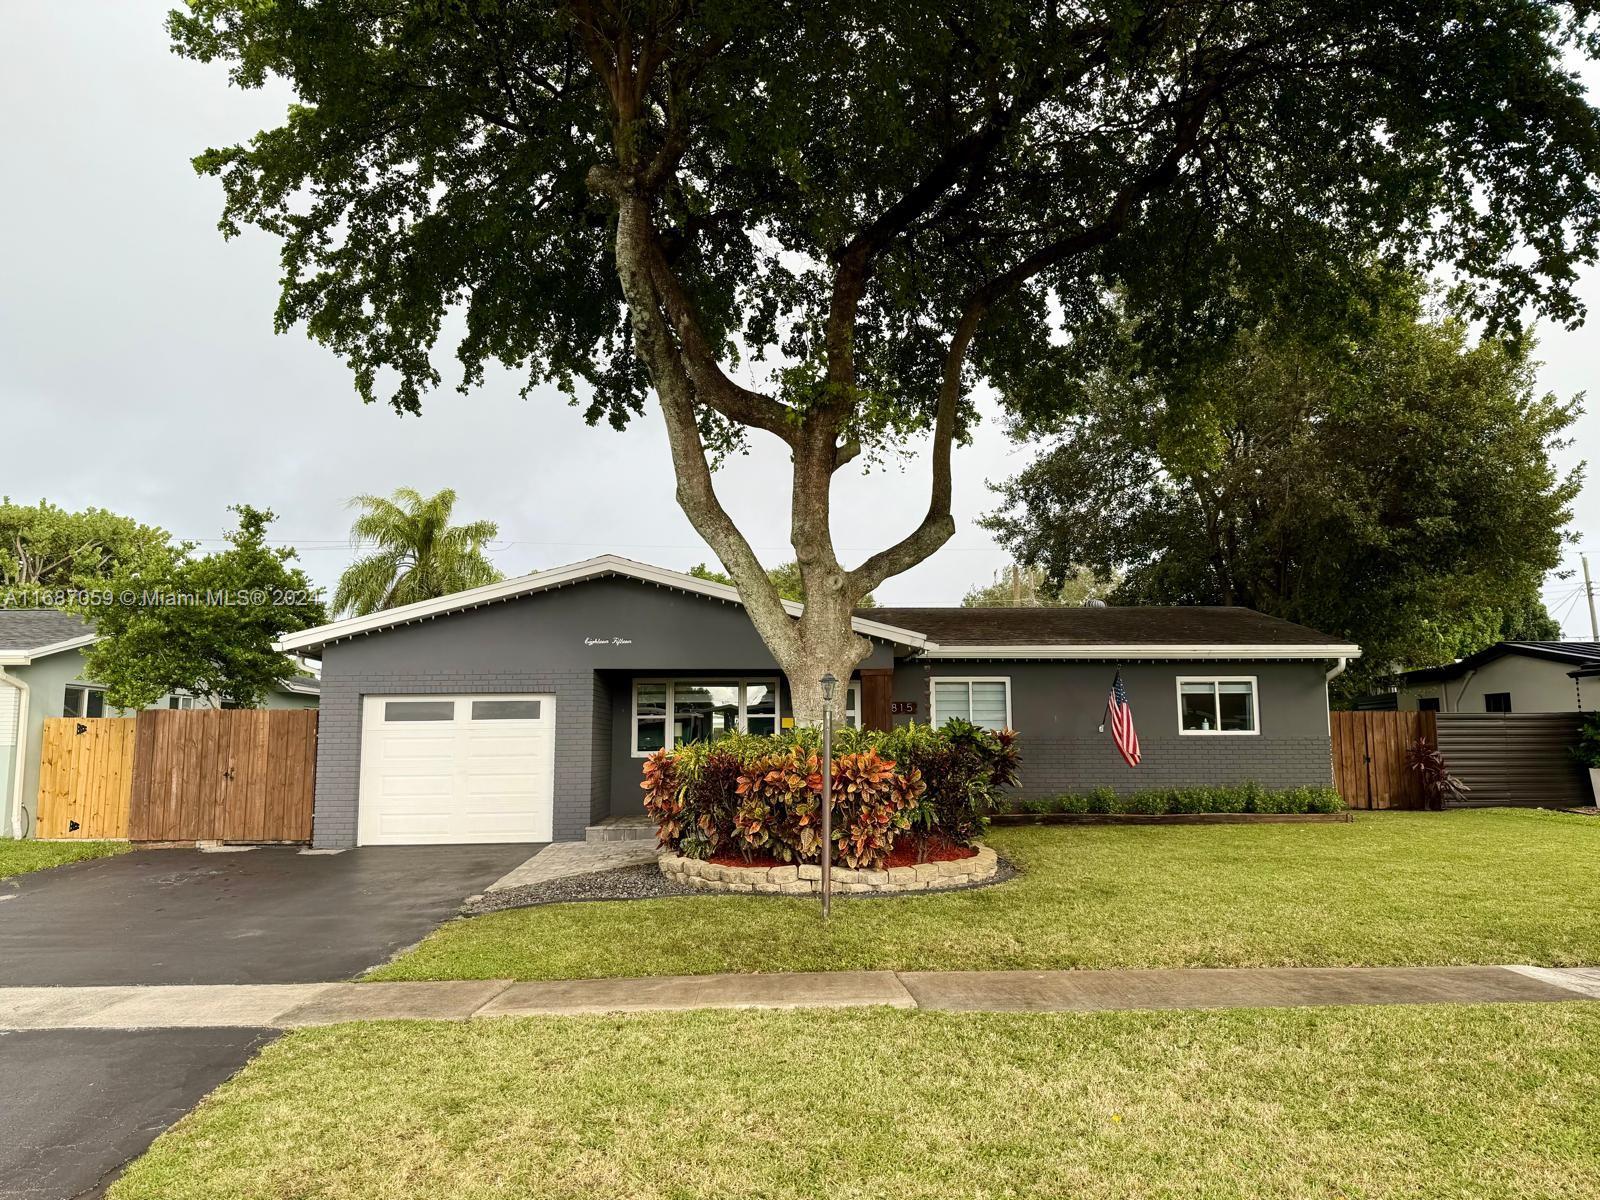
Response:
[[111, 1003, 1600, 1200], [372, 809, 1600, 980], [0, 838, 128, 880]]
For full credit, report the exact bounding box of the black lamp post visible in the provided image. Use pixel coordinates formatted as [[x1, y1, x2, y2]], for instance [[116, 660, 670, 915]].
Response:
[[819, 672, 837, 919]]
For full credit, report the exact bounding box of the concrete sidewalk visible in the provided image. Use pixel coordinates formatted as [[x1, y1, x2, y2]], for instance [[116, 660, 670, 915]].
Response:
[[2, 965, 1596, 1029]]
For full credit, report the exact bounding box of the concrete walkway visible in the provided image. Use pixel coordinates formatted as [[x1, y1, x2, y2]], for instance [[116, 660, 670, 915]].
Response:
[[2, 965, 1596, 1029], [485, 840, 660, 892]]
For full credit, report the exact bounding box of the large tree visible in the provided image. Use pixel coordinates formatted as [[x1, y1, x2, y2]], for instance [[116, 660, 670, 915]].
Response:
[[170, 1, 1600, 721], [984, 274, 1583, 695], [0, 499, 175, 600], [80, 506, 326, 709], [332, 487, 503, 616]]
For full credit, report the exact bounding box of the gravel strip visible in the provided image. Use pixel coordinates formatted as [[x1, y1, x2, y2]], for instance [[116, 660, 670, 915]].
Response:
[[465, 855, 1018, 915]]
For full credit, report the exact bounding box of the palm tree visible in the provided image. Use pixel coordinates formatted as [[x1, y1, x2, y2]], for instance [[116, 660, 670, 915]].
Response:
[[333, 488, 503, 616]]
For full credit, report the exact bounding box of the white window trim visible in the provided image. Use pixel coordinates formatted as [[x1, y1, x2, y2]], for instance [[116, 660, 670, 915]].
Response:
[[842, 682, 860, 729], [63, 684, 108, 718], [1175, 675, 1261, 736], [928, 677, 1013, 731], [631, 677, 783, 757]]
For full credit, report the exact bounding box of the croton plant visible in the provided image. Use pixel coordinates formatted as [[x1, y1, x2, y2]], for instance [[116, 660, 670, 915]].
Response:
[[641, 721, 1019, 869]]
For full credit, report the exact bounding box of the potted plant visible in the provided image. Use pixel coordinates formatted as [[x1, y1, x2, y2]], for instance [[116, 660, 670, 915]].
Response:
[[1573, 713, 1600, 808]]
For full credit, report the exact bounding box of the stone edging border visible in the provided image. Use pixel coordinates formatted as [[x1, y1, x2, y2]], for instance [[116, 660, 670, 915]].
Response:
[[658, 845, 999, 895], [991, 811, 1353, 825]]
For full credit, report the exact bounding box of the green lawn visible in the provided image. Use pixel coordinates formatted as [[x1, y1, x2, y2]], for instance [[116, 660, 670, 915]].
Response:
[[0, 838, 128, 880], [372, 809, 1600, 980], [111, 1003, 1600, 1200]]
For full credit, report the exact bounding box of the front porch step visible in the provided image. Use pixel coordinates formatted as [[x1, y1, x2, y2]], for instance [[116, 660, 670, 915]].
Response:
[[584, 816, 657, 843]]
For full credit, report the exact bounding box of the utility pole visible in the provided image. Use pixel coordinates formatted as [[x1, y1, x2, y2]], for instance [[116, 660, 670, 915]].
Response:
[[1585, 554, 1599, 642]]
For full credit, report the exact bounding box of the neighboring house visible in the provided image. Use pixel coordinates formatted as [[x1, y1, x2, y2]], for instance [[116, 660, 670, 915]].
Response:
[[275, 555, 1360, 849], [1393, 641, 1600, 714], [0, 611, 319, 838]]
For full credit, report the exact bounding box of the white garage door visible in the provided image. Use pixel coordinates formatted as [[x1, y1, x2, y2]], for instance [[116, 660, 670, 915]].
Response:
[[358, 694, 555, 845]]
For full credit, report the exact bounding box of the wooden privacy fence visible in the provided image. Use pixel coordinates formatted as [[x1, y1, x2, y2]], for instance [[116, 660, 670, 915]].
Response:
[[1433, 713, 1589, 808], [1330, 710, 1435, 810], [36, 718, 138, 838], [36, 708, 317, 842]]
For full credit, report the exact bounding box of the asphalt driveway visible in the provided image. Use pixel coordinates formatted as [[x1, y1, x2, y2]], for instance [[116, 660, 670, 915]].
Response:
[[0, 842, 540, 1197], [0, 1027, 275, 1200], [0, 843, 540, 986]]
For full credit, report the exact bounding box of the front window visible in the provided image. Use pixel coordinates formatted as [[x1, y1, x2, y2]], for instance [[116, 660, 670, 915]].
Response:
[[930, 678, 1011, 731], [842, 683, 860, 729], [1178, 678, 1258, 734], [1484, 692, 1512, 713], [633, 679, 782, 754], [63, 686, 105, 718]]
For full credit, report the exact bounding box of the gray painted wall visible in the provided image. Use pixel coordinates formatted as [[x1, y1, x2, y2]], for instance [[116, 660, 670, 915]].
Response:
[[311, 574, 1337, 843], [312, 577, 893, 845], [892, 659, 1334, 796]]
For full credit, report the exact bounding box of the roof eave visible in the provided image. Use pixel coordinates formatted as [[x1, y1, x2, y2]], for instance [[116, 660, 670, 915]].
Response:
[[274, 554, 932, 655], [917, 643, 1363, 660], [0, 633, 99, 665]]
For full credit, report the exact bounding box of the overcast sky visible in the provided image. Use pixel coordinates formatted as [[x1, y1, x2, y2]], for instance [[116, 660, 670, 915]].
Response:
[[3, 3, 1597, 633]]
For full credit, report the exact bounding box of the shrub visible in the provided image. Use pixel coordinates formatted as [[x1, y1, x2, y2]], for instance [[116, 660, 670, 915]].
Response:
[[642, 722, 1016, 868], [987, 782, 1346, 818], [1573, 713, 1600, 770]]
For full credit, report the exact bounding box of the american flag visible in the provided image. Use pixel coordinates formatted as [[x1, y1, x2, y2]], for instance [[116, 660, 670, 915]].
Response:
[[1102, 670, 1141, 767]]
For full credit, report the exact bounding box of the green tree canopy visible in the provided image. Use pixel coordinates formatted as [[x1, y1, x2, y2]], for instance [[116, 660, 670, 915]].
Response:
[[332, 488, 503, 617], [80, 506, 326, 709], [169, 0, 1600, 720], [962, 563, 1118, 608], [0, 499, 176, 599], [690, 560, 875, 607], [984, 275, 1582, 696]]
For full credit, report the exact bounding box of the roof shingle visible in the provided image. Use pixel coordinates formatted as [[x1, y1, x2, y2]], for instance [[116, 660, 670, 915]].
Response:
[[858, 605, 1353, 648], [0, 610, 94, 655]]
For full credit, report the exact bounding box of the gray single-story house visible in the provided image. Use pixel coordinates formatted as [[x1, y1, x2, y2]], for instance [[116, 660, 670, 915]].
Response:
[[276, 555, 1360, 848], [1, 611, 319, 839]]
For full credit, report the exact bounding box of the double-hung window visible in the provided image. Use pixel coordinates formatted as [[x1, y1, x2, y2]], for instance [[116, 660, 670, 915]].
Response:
[[930, 678, 1011, 731], [1177, 677, 1259, 734], [633, 679, 782, 755]]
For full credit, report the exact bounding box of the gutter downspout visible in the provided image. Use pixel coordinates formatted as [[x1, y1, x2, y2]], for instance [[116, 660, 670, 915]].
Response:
[[0, 666, 29, 840], [1324, 657, 1348, 684], [1451, 668, 1477, 714]]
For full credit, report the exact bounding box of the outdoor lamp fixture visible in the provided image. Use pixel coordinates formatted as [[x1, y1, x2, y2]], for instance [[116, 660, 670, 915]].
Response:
[[819, 673, 838, 919]]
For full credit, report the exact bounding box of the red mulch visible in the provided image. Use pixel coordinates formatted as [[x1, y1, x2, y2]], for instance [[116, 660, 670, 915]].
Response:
[[707, 838, 978, 871]]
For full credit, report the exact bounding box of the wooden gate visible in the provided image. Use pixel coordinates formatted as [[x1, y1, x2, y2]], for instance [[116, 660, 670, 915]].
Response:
[[36, 717, 137, 838], [128, 709, 318, 842], [1330, 710, 1436, 810]]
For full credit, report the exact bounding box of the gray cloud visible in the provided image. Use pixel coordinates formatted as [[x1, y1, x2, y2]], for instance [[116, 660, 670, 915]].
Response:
[[1, 2, 1594, 633]]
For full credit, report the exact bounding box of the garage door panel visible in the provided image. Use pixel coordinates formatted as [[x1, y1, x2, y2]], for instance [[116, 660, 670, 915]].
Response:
[[358, 694, 554, 845]]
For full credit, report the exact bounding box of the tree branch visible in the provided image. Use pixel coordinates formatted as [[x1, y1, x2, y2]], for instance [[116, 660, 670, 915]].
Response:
[[850, 77, 1223, 596], [611, 195, 799, 659]]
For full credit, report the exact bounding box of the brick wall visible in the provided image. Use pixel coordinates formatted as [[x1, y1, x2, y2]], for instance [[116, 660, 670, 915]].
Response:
[[1012, 735, 1334, 797]]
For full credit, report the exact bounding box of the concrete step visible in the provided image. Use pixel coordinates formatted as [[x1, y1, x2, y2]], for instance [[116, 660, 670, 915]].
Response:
[[584, 817, 657, 843]]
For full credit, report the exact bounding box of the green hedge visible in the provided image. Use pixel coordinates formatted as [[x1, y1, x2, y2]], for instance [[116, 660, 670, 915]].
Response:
[[1003, 783, 1344, 816]]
